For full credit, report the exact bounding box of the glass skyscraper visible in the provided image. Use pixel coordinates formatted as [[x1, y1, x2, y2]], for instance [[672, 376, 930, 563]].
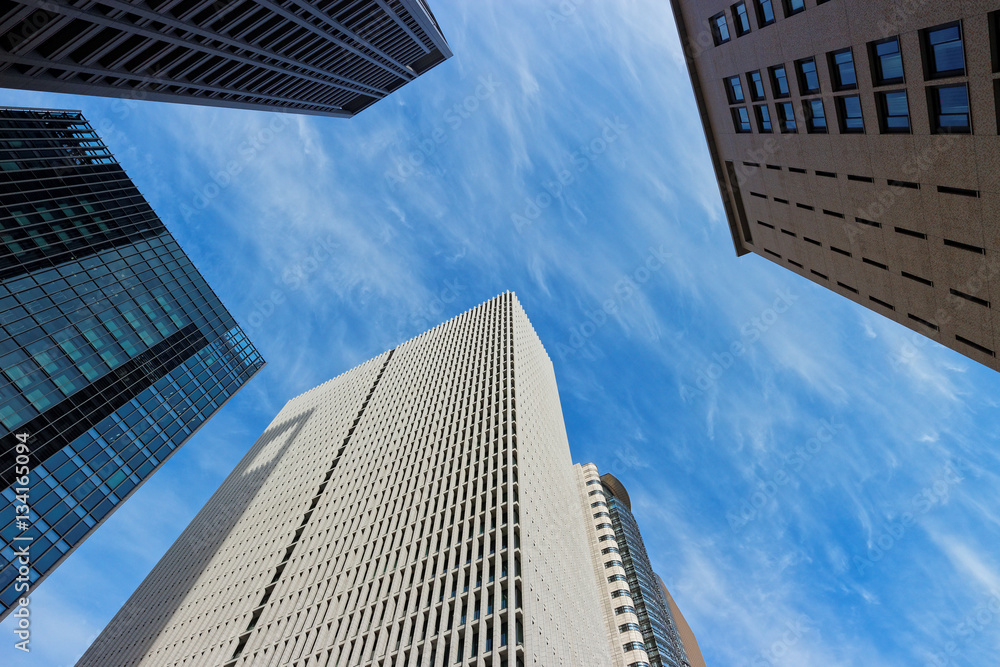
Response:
[[0, 107, 265, 620], [601, 473, 691, 667]]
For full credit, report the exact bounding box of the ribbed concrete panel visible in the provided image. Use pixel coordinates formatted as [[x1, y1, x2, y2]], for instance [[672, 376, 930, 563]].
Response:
[[78, 292, 616, 667]]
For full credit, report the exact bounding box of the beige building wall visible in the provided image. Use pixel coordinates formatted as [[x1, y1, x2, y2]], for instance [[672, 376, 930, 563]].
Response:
[[671, 0, 1000, 371], [78, 293, 616, 667], [658, 578, 707, 667], [574, 463, 648, 667]]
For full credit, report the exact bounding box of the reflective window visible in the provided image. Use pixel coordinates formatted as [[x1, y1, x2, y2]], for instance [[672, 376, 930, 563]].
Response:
[[796, 58, 820, 94], [871, 37, 905, 85], [732, 2, 751, 36], [929, 85, 971, 134], [829, 48, 857, 90], [923, 22, 965, 78], [769, 65, 790, 97], [836, 95, 865, 133], [755, 105, 773, 132], [805, 99, 828, 133], [877, 90, 911, 133], [711, 13, 731, 45]]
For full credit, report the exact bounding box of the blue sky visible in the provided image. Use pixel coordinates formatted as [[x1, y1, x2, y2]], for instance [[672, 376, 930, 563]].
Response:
[[4, 0, 1000, 664]]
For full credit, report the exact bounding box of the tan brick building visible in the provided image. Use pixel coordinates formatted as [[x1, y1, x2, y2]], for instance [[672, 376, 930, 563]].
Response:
[[670, 0, 1000, 370]]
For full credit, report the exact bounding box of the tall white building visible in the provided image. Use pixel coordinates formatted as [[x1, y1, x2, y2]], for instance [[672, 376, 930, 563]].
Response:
[[79, 293, 698, 667]]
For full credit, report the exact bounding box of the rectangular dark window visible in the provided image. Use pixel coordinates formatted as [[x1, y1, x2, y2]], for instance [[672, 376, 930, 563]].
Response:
[[870, 37, 905, 85], [733, 2, 752, 36], [928, 84, 971, 134], [888, 179, 919, 189], [733, 107, 752, 133], [921, 22, 965, 79], [804, 99, 827, 133], [863, 257, 888, 270], [811, 270, 828, 280], [711, 13, 731, 45], [848, 174, 874, 182], [747, 70, 766, 101], [758, 220, 775, 229], [777, 102, 797, 132], [755, 0, 775, 27], [838, 281, 859, 294], [835, 95, 865, 133], [782, 0, 805, 18], [804, 237, 821, 246], [796, 57, 821, 94], [902, 271, 934, 287], [769, 65, 790, 98], [937, 185, 979, 197], [950, 288, 990, 308], [955, 335, 995, 357], [755, 104, 773, 132], [869, 296, 895, 311], [991, 11, 1000, 73], [877, 90, 910, 133], [943, 238, 985, 254], [995, 80, 1000, 134], [908, 313, 939, 330], [725, 75, 745, 103], [828, 48, 857, 90], [895, 226, 927, 239]]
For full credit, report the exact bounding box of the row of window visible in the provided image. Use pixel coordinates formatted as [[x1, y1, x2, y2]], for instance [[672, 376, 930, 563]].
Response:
[[711, 0, 821, 45], [724, 20, 985, 135]]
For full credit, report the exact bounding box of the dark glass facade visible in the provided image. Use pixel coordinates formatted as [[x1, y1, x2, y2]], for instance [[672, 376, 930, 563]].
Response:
[[0, 107, 265, 619], [0, 0, 452, 118], [603, 475, 690, 667]]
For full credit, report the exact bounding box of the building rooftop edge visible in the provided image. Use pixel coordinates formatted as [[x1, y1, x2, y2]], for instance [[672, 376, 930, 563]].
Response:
[[667, 0, 749, 258]]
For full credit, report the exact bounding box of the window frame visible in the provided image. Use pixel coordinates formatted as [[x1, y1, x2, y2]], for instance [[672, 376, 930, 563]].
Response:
[[732, 106, 752, 133], [828, 48, 857, 91], [754, 104, 773, 133], [869, 36, 905, 86], [921, 21, 966, 79], [835, 95, 865, 134], [769, 64, 790, 98], [732, 1, 752, 36], [876, 90, 911, 134], [782, 0, 805, 18], [754, 0, 775, 27], [747, 70, 766, 101], [725, 75, 745, 104], [777, 102, 797, 133], [795, 57, 821, 95], [927, 84, 971, 134], [803, 99, 828, 133], [710, 12, 731, 45]]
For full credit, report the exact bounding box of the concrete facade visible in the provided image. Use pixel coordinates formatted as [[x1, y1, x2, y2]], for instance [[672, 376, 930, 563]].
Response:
[[78, 293, 633, 667], [670, 0, 1000, 371]]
